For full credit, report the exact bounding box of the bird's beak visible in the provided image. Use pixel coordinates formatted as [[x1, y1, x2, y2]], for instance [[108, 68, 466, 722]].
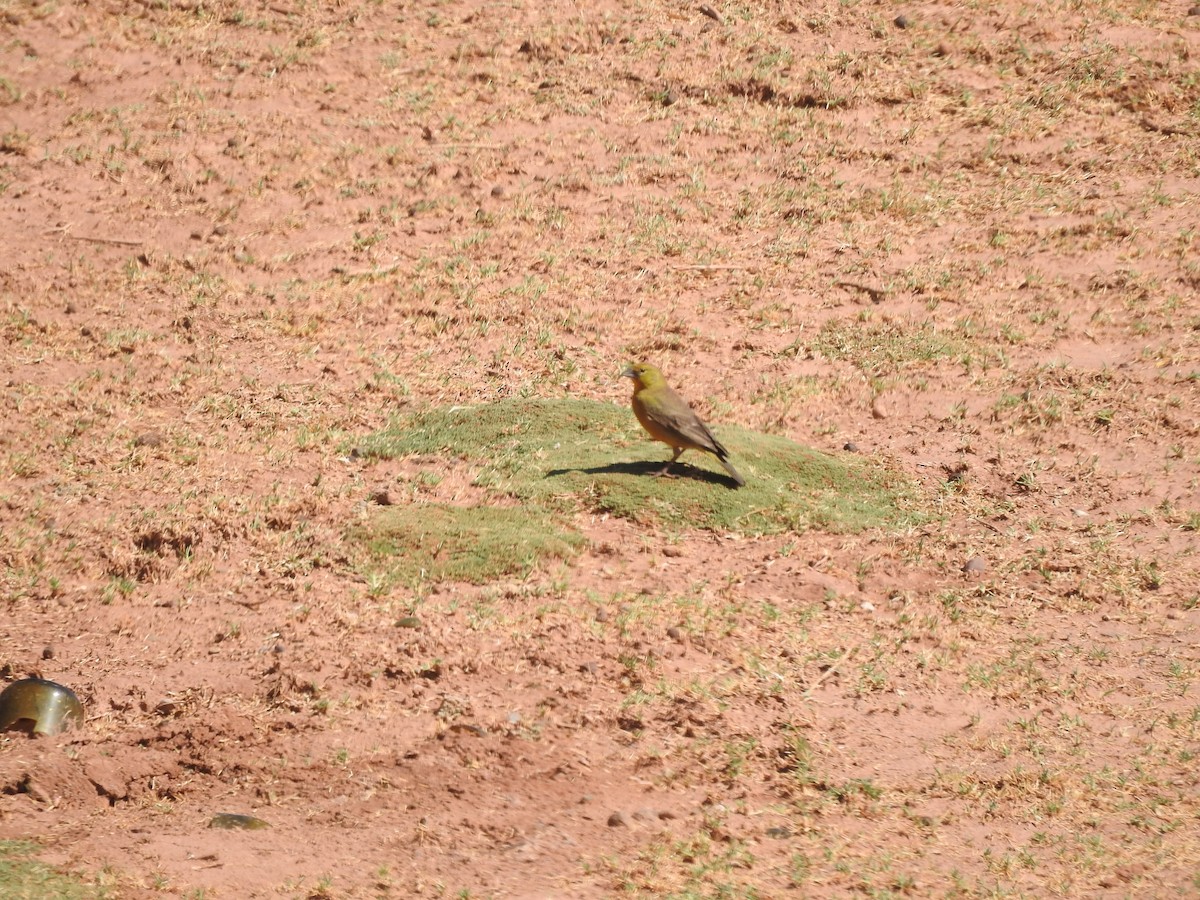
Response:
[[620, 365, 636, 379]]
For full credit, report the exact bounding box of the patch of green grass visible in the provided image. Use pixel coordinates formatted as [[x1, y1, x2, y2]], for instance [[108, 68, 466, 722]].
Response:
[[352, 503, 582, 586], [0, 841, 102, 899], [813, 315, 961, 375], [355, 400, 917, 537]]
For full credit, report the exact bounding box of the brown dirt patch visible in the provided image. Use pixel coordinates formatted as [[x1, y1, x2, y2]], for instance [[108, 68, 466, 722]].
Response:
[[2, 1, 1199, 897]]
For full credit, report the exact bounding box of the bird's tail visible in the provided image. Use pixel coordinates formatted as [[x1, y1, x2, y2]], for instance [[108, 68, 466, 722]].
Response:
[[718, 456, 745, 487]]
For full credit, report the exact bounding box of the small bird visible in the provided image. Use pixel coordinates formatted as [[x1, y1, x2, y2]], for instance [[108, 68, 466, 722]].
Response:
[[621, 362, 745, 487]]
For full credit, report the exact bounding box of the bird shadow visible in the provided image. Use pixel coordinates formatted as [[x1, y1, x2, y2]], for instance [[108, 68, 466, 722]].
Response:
[[545, 460, 739, 488]]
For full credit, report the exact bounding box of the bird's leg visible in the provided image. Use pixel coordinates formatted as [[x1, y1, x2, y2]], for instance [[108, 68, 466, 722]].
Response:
[[654, 448, 684, 478]]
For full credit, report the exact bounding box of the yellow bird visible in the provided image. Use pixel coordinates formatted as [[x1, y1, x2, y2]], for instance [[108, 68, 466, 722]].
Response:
[[621, 362, 745, 487]]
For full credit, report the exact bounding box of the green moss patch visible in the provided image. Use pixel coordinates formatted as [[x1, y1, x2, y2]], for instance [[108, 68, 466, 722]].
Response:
[[351, 503, 582, 586], [355, 399, 917, 544], [0, 841, 101, 899]]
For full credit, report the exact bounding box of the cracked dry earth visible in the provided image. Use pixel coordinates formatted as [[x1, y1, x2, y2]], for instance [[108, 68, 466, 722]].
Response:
[[2, 1, 1200, 898]]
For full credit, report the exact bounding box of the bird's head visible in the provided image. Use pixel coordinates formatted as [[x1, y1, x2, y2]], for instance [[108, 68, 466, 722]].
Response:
[[621, 362, 665, 389]]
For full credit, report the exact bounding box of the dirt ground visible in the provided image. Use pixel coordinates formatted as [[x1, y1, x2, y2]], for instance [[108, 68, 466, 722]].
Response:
[[2, 1, 1199, 897]]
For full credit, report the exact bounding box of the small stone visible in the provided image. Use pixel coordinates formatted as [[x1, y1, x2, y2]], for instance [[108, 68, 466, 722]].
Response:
[[133, 431, 163, 448], [657, 809, 677, 820], [894, 14, 909, 29], [396, 616, 422, 629], [213, 223, 228, 237], [370, 488, 392, 506], [871, 396, 888, 419], [209, 813, 270, 830], [1166, 610, 1182, 620], [666, 626, 684, 642], [662, 546, 683, 558], [843, 441, 859, 452], [963, 556, 986, 574], [860, 601, 875, 613], [63, 302, 76, 314], [41, 646, 54, 660], [594, 607, 609, 623], [766, 825, 791, 838], [490, 185, 505, 197], [607, 811, 629, 828], [154, 699, 178, 717]]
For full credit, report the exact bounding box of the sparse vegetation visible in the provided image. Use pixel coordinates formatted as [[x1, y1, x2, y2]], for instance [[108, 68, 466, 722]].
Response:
[[1, 0, 1197, 897]]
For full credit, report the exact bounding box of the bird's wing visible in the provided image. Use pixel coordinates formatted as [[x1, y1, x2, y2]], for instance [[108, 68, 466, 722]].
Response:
[[646, 388, 728, 456]]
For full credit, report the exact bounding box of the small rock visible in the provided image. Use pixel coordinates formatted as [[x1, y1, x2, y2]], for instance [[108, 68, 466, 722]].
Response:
[[209, 813, 270, 830], [490, 185, 505, 198], [63, 302, 76, 314], [657, 809, 677, 820], [1166, 610, 1182, 620], [766, 825, 791, 838], [843, 441, 859, 452], [396, 616, 422, 629], [666, 626, 685, 642], [860, 601, 875, 612], [963, 556, 986, 574], [894, 14, 909, 29], [134, 431, 164, 448], [607, 811, 629, 828], [594, 607, 609, 623], [213, 223, 228, 237], [662, 545, 683, 557], [41, 646, 54, 660], [154, 699, 178, 717], [871, 396, 888, 419], [369, 488, 392, 506]]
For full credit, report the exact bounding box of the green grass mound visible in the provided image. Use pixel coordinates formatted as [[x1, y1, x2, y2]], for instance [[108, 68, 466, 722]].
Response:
[[352, 503, 582, 586], [0, 841, 100, 899], [356, 399, 916, 539]]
